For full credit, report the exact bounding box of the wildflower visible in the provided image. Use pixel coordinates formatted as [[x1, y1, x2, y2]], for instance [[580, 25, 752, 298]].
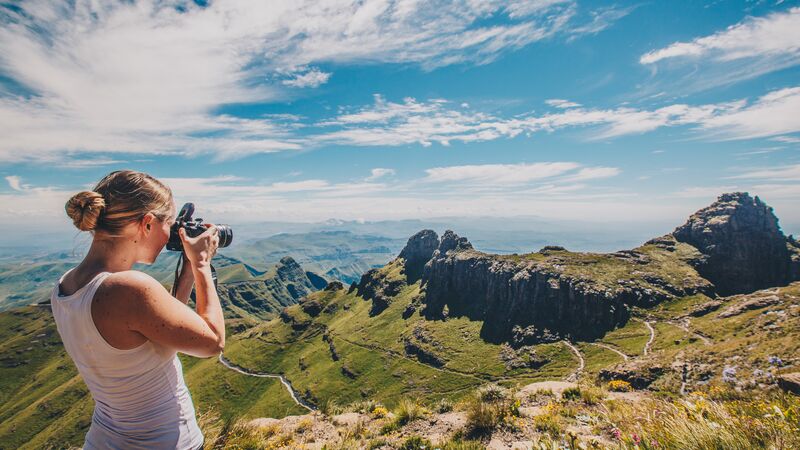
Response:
[[722, 366, 737, 383], [632, 433, 641, 445], [767, 356, 783, 366], [608, 380, 632, 392], [611, 427, 622, 440], [650, 439, 659, 448]]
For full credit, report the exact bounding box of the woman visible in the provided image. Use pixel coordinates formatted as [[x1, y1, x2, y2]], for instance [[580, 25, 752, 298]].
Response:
[[51, 170, 225, 450]]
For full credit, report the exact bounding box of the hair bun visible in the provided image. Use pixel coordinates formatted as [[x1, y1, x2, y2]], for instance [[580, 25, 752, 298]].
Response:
[[65, 191, 106, 231]]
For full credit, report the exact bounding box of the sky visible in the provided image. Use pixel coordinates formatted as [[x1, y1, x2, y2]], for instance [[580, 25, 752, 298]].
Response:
[[1, 0, 799, 240]]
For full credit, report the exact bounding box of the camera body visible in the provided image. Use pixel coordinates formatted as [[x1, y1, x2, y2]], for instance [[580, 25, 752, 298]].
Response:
[[166, 203, 233, 252]]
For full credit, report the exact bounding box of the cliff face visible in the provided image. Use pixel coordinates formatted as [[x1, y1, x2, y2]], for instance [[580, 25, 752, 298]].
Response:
[[672, 192, 799, 295], [418, 231, 708, 343], [219, 256, 327, 320], [398, 229, 439, 283]]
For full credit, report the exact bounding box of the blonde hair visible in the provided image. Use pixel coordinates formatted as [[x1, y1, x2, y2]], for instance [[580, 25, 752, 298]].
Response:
[[65, 170, 174, 235]]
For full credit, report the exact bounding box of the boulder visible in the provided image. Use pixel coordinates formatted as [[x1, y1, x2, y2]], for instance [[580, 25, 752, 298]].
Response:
[[777, 372, 800, 395]]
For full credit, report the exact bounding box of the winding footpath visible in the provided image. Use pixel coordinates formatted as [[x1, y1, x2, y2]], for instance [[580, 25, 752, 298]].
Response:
[[590, 342, 629, 361], [642, 320, 655, 356], [669, 319, 713, 346], [563, 341, 585, 382], [218, 354, 316, 412]]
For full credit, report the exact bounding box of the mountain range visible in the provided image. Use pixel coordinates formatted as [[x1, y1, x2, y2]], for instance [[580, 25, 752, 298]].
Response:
[[0, 192, 798, 448]]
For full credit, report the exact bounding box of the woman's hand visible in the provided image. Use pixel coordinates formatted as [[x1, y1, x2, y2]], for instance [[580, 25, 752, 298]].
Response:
[[178, 223, 219, 271]]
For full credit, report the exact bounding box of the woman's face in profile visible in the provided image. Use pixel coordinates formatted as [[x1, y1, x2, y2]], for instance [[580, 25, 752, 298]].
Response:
[[138, 202, 176, 264]]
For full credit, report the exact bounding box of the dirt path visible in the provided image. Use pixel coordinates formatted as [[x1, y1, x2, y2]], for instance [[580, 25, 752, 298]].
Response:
[[669, 319, 713, 345], [642, 321, 655, 356], [218, 354, 316, 411], [563, 341, 584, 382], [590, 342, 629, 361]]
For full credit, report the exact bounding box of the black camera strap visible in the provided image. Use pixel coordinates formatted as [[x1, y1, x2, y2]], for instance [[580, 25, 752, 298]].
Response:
[[171, 252, 218, 297]]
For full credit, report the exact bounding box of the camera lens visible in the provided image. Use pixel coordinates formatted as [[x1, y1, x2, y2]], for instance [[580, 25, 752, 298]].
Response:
[[216, 224, 233, 248]]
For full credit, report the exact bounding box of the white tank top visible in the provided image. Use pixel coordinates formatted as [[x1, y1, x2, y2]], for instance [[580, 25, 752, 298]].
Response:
[[50, 268, 204, 450]]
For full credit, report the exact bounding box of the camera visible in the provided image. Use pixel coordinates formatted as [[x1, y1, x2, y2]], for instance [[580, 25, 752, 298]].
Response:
[[166, 203, 233, 252]]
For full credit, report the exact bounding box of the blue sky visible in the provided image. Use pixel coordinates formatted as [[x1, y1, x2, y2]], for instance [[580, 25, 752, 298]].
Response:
[[1, 0, 799, 237]]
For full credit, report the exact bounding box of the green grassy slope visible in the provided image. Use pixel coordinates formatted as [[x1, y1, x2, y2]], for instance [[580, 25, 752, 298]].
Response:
[[0, 306, 305, 449]]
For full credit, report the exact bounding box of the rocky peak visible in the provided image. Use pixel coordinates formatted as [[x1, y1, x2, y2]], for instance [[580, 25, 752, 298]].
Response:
[[436, 230, 473, 254], [672, 192, 797, 295], [398, 229, 439, 283], [278, 255, 302, 271]]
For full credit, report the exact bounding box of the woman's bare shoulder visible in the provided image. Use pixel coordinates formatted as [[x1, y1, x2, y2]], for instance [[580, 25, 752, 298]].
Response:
[[99, 270, 167, 304]]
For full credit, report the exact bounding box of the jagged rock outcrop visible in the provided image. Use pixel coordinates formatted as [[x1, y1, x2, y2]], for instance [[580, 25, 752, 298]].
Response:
[[324, 280, 344, 291], [672, 192, 799, 295], [218, 257, 327, 320], [354, 262, 406, 316], [398, 229, 439, 283]]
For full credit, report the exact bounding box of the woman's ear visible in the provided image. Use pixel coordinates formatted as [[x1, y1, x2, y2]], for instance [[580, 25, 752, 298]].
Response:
[[141, 212, 155, 234]]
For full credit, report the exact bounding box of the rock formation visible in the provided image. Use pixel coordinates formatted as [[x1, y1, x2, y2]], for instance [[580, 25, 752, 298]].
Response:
[[672, 192, 799, 295], [398, 229, 439, 283], [419, 231, 637, 343], [219, 257, 326, 320]]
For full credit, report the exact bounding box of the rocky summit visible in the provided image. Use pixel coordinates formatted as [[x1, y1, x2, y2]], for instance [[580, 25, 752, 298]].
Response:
[[672, 192, 800, 295]]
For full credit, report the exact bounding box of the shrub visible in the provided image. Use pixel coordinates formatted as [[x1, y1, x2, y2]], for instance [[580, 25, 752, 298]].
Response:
[[321, 398, 344, 416], [394, 398, 427, 425], [607, 380, 632, 392], [399, 435, 433, 450], [465, 397, 502, 434], [580, 386, 606, 405], [440, 440, 485, 450], [477, 383, 509, 402], [434, 397, 454, 413], [528, 388, 555, 404], [294, 417, 314, 434], [561, 386, 582, 401], [371, 405, 389, 418], [533, 413, 563, 436], [348, 399, 381, 414]]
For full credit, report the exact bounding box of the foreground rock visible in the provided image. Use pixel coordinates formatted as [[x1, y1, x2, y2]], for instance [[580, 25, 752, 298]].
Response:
[[778, 373, 800, 395]]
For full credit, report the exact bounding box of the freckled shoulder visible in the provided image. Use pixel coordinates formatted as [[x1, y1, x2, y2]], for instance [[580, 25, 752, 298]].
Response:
[[98, 271, 167, 308]]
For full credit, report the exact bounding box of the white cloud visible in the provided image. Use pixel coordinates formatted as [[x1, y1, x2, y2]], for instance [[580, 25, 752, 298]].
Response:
[[315, 86, 800, 147], [726, 164, 800, 181], [5, 175, 23, 191], [670, 186, 739, 198], [421, 162, 620, 186], [639, 7, 800, 91], [641, 7, 800, 64], [0, 0, 612, 162], [694, 87, 800, 140], [316, 95, 516, 147], [366, 168, 396, 181], [281, 67, 332, 88], [772, 135, 800, 144], [424, 162, 578, 184], [545, 99, 581, 109]]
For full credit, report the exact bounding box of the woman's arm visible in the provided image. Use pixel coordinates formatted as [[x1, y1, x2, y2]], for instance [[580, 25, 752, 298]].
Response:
[[111, 225, 225, 358], [173, 254, 194, 304], [110, 271, 224, 358]]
